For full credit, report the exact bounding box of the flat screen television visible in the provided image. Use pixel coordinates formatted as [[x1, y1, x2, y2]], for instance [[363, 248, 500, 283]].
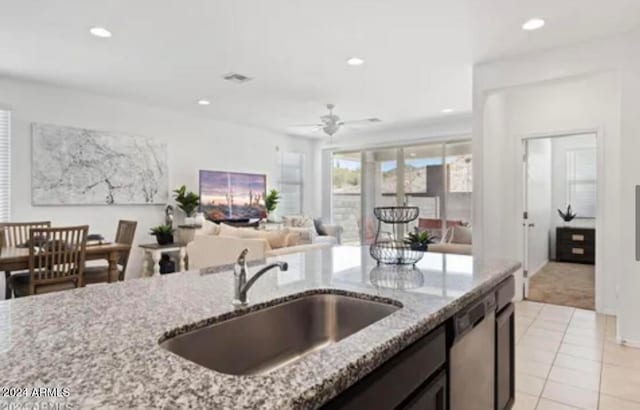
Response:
[[199, 170, 267, 221]]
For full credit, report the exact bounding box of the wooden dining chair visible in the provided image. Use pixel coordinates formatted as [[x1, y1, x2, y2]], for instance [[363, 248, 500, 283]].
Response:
[[0, 221, 52, 247], [83, 220, 137, 285], [1, 221, 51, 299], [10, 225, 88, 297]]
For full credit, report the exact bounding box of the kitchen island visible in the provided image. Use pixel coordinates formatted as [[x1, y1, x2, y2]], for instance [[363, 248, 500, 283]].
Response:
[[0, 247, 519, 409]]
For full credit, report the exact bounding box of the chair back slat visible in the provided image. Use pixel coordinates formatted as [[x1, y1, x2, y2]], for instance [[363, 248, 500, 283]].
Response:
[[28, 225, 88, 294], [114, 220, 137, 279], [0, 221, 51, 247]]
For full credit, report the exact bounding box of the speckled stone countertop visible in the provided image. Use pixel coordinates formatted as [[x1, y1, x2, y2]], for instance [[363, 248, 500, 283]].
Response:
[[0, 247, 519, 409]]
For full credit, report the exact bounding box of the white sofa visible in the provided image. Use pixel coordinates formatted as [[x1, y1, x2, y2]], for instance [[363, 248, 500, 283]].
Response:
[[427, 225, 472, 255], [281, 215, 343, 245], [185, 221, 335, 269]]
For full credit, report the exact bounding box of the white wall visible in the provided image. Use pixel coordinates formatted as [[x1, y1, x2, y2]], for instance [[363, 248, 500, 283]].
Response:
[[0, 77, 317, 279], [473, 29, 640, 344], [525, 138, 551, 276], [478, 72, 619, 314]]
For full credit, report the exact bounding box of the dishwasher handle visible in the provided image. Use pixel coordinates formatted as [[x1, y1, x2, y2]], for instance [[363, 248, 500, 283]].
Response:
[[453, 294, 496, 342]]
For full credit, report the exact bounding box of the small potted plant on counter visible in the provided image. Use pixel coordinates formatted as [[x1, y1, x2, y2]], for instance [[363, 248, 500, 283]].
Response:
[[264, 188, 280, 222], [150, 224, 175, 245], [404, 228, 435, 252], [173, 185, 201, 225]]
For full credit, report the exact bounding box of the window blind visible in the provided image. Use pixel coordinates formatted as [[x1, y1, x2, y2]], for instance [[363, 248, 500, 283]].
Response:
[[0, 110, 9, 222], [566, 148, 596, 218], [279, 152, 304, 216]]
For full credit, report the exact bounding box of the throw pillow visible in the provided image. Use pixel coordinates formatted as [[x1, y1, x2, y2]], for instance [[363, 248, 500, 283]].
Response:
[[219, 224, 291, 249], [285, 231, 303, 247], [443, 227, 454, 243], [287, 226, 315, 244], [263, 229, 289, 249], [450, 225, 472, 245], [314, 218, 328, 236], [218, 223, 241, 237], [283, 215, 314, 228], [196, 220, 220, 236]]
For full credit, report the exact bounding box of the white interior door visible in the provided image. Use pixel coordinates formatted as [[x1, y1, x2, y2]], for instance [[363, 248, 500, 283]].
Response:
[[522, 138, 553, 298]]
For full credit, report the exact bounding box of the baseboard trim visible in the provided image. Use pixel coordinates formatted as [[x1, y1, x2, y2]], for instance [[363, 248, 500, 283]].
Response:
[[528, 259, 549, 278], [597, 307, 617, 316], [617, 337, 640, 348]]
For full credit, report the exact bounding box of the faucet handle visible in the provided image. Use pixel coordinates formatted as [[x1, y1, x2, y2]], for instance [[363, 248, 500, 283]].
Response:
[[236, 248, 249, 266]]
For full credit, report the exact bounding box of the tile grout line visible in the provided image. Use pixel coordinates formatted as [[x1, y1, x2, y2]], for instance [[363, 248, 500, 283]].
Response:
[[516, 302, 545, 408], [596, 317, 608, 410], [534, 306, 575, 410]]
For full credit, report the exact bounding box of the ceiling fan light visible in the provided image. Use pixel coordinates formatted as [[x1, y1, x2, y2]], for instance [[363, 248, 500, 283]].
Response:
[[522, 18, 545, 31]]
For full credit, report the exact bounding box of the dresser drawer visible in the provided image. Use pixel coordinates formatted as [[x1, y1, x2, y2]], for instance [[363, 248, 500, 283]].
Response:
[[556, 227, 595, 264], [558, 242, 595, 254], [557, 228, 595, 242]]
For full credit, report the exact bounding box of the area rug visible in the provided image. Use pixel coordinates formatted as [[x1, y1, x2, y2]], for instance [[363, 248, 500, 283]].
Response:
[[527, 261, 595, 310]]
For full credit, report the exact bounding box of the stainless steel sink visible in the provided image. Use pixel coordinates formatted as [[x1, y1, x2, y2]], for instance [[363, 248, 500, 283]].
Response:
[[160, 292, 401, 375]]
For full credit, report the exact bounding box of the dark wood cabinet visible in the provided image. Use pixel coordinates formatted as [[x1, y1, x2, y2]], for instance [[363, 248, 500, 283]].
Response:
[[556, 227, 595, 264], [495, 304, 515, 410], [324, 276, 516, 410], [322, 325, 446, 410], [401, 369, 447, 410], [495, 276, 515, 410]]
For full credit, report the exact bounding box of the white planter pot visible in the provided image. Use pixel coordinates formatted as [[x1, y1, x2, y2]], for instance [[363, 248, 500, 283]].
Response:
[[194, 212, 206, 227], [184, 216, 196, 225]]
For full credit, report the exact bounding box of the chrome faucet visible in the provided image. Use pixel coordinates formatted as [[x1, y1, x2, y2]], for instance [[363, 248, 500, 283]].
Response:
[[233, 249, 288, 307]]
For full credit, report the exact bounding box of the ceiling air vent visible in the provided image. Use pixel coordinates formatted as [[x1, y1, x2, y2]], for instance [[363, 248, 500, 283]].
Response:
[[222, 72, 253, 84], [367, 118, 382, 123]]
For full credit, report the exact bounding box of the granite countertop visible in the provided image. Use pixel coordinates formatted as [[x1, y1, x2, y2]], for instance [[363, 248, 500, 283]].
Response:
[[0, 246, 519, 409]]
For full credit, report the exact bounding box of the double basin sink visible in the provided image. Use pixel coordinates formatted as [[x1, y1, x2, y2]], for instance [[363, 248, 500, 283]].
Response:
[[160, 292, 401, 375]]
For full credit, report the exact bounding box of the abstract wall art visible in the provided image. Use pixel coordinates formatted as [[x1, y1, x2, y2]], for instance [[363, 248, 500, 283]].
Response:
[[32, 123, 169, 205]]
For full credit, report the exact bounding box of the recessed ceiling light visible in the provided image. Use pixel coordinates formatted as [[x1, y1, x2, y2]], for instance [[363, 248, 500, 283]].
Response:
[[441, 108, 454, 114], [197, 99, 211, 106], [347, 57, 365, 66], [89, 27, 112, 38], [522, 18, 545, 31]]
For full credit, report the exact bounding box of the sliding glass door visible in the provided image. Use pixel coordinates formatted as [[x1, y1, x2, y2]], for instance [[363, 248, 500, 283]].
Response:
[[331, 139, 472, 246], [332, 153, 361, 245]]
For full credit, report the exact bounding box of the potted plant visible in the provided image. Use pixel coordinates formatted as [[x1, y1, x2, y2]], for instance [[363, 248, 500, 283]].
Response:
[[150, 224, 175, 245], [173, 185, 200, 225], [557, 204, 577, 225], [264, 188, 280, 222], [404, 228, 435, 252]]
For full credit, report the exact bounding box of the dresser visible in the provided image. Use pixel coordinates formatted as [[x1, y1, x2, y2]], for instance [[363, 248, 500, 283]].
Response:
[[556, 227, 595, 264]]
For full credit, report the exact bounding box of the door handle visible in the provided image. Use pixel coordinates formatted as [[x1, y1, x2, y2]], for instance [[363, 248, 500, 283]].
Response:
[[527, 223, 535, 228]]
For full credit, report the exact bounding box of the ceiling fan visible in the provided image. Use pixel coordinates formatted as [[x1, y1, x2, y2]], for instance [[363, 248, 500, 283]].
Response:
[[290, 104, 381, 137]]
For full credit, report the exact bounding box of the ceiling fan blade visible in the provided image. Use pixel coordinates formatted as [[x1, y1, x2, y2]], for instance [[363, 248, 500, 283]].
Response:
[[338, 118, 382, 126]]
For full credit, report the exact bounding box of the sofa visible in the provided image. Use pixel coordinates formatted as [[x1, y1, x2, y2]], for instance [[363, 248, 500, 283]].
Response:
[[427, 225, 472, 255], [281, 215, 343, 245], [185, 220, 339, 269]]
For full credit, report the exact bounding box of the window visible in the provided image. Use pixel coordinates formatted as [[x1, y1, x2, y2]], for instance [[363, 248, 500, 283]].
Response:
[[278, 152, 304, 216], [332, 153, 361, 244], [330, 140, 472, 245], [0, 109, 9, 222], [566, 148, 596, 218]]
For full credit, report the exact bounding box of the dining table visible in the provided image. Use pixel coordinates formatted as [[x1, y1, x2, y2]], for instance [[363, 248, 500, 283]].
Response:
[[1, 242, 132, 299]]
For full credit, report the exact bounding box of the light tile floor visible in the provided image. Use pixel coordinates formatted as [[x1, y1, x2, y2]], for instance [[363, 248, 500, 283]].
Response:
[[513, 300, 640, 410]]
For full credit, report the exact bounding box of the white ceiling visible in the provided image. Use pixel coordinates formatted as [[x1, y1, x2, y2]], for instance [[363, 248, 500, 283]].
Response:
[[1, 0, 639, 139]]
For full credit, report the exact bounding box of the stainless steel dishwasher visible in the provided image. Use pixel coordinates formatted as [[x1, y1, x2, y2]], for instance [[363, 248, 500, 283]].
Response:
[[450, 294, 496, 410]]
